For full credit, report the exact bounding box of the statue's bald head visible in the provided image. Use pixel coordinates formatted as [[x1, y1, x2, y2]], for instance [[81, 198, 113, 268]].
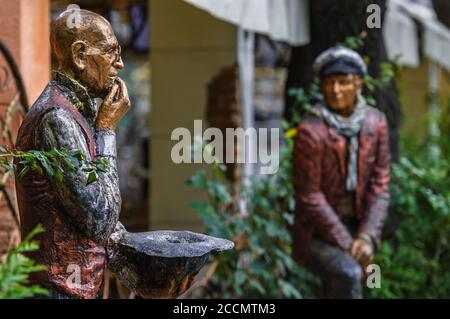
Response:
[[50, 9, 123, 97], [51, 9, 113, 68]]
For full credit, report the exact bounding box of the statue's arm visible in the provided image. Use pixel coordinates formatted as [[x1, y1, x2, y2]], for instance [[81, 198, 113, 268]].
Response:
[[293, 120, 353, 251], [36, 108, 121, 243], [357, 113, 390, 250]]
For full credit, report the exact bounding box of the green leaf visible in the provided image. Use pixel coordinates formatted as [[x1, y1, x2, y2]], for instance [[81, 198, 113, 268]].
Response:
[[86, 172, 97, 185], [186, 169, 208, 189], [54, 169, 64, 183], [189, 201, 211, 215], [248, 278, 266, 295], [17, 166, 30, 180], [279, 280, 302, 299], [37, 155, 54, 176], [234, 270, 247, 286]]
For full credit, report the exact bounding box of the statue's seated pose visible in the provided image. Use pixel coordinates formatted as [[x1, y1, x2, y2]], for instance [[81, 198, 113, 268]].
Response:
[[14, 9, 233, 299], [292, 47, 390, 298]]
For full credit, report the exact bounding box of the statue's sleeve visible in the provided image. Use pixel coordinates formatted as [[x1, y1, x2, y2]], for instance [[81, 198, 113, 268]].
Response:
[[357, 112, 390, 250], [36, 108, 121, 243], [293, 120, 353, 251]]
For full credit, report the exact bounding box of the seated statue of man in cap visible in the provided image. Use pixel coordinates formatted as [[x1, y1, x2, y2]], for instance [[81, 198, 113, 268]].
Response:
[[292, 46, 390, 298]]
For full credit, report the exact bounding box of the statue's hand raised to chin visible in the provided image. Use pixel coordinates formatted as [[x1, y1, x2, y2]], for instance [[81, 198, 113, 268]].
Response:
[[96, 77, 131, 131]]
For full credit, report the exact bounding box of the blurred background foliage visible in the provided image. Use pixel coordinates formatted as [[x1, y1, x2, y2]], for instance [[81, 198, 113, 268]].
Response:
[[365, 113, 450, 298], [188, 145, 317, 299]]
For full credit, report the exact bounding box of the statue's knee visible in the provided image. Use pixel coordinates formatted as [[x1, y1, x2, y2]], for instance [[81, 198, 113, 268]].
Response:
[[334, 261, 363, 284]]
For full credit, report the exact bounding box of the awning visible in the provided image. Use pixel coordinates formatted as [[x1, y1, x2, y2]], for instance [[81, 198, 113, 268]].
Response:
[[383, 0, 422, 67], [384, 0, 450, 71], [183, 0, 310, 46], [424, 18, 450, 71]]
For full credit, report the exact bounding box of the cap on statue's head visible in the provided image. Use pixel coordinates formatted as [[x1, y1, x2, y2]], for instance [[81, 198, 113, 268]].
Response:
[[313, 46, 367, 78]]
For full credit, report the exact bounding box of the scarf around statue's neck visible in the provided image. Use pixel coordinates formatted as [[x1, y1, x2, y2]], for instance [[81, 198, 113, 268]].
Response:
[[311, 94, 368, 191]]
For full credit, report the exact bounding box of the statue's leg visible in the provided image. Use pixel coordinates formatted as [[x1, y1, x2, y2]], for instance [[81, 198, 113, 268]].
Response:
[[28, 288, 79, 299], [306, 239, 363, 299], [49, 288, 103, 299], [48, 288, 79, 299]]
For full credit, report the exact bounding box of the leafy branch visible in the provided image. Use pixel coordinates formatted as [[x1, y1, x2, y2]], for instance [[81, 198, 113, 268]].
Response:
[[0, 147, 109, 185], [0, 225, 49, 299], [341, 32, 401, 106], [339, 32, 367, 50]]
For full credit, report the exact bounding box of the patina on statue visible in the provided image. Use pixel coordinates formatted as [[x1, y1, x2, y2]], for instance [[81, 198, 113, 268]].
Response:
[[15, 9, 232, 299]]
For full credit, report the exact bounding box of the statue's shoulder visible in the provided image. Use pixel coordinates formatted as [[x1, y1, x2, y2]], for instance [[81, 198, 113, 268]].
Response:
[[21, 82, 78, 137], [298, 108, 327, 131], [16, 83, 73, 149], [295, 112, 327, 143], [28, 82, 79, 121], [28, 82, 64, 112], [36, 81, 69, 105], [365, 104, 384, 117], [364, 105, 388, 127]]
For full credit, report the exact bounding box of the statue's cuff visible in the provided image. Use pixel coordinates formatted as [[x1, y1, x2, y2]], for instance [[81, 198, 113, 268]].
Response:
[[95, 129, 117, 157], [357, 232, 376, 249]]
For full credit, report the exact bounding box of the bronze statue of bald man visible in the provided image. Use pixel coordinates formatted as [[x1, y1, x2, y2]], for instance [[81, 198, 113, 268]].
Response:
[[15, 9, 132, 299], [14, 8, 234, 299]]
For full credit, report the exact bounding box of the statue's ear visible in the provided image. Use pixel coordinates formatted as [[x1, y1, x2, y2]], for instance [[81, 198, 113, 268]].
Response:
[[71, 41, 87, 71]]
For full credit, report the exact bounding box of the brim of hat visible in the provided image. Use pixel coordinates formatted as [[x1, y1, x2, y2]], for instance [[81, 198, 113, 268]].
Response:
[[320, 62, 362, 78]]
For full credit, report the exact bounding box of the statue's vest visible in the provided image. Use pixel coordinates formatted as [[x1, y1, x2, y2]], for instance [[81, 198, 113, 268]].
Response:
[[15, 83, 105, 299]]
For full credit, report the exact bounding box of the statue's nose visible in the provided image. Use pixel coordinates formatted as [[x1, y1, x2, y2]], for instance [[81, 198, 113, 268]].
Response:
[[114, 56, 124, 69], [333, 82, 341, 94]]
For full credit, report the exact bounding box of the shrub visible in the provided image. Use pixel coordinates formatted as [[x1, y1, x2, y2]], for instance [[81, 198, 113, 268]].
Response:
[[187, 144, 317, 298], [365, 137, 450, 298], [0, 225, 49, 299]]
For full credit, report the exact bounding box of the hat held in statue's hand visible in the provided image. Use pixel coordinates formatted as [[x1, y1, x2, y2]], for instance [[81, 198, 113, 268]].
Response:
[[313, 46, 367, 78]]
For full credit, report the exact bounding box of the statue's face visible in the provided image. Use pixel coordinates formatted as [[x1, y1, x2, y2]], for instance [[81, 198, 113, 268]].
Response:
[[77, 25, 124, 98], [320, 74, 362, 117]]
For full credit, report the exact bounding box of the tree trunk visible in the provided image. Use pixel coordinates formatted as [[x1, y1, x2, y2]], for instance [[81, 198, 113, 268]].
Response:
[[285, 0, 401, 160]]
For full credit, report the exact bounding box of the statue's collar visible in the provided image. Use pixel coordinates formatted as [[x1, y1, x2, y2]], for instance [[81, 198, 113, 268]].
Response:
[[52, 71, 97, 121]]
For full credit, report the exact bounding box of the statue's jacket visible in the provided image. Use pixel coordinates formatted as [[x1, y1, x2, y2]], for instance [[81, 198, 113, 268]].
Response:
[[15, 72, 121, 299], [292, 105, 390, 265]]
